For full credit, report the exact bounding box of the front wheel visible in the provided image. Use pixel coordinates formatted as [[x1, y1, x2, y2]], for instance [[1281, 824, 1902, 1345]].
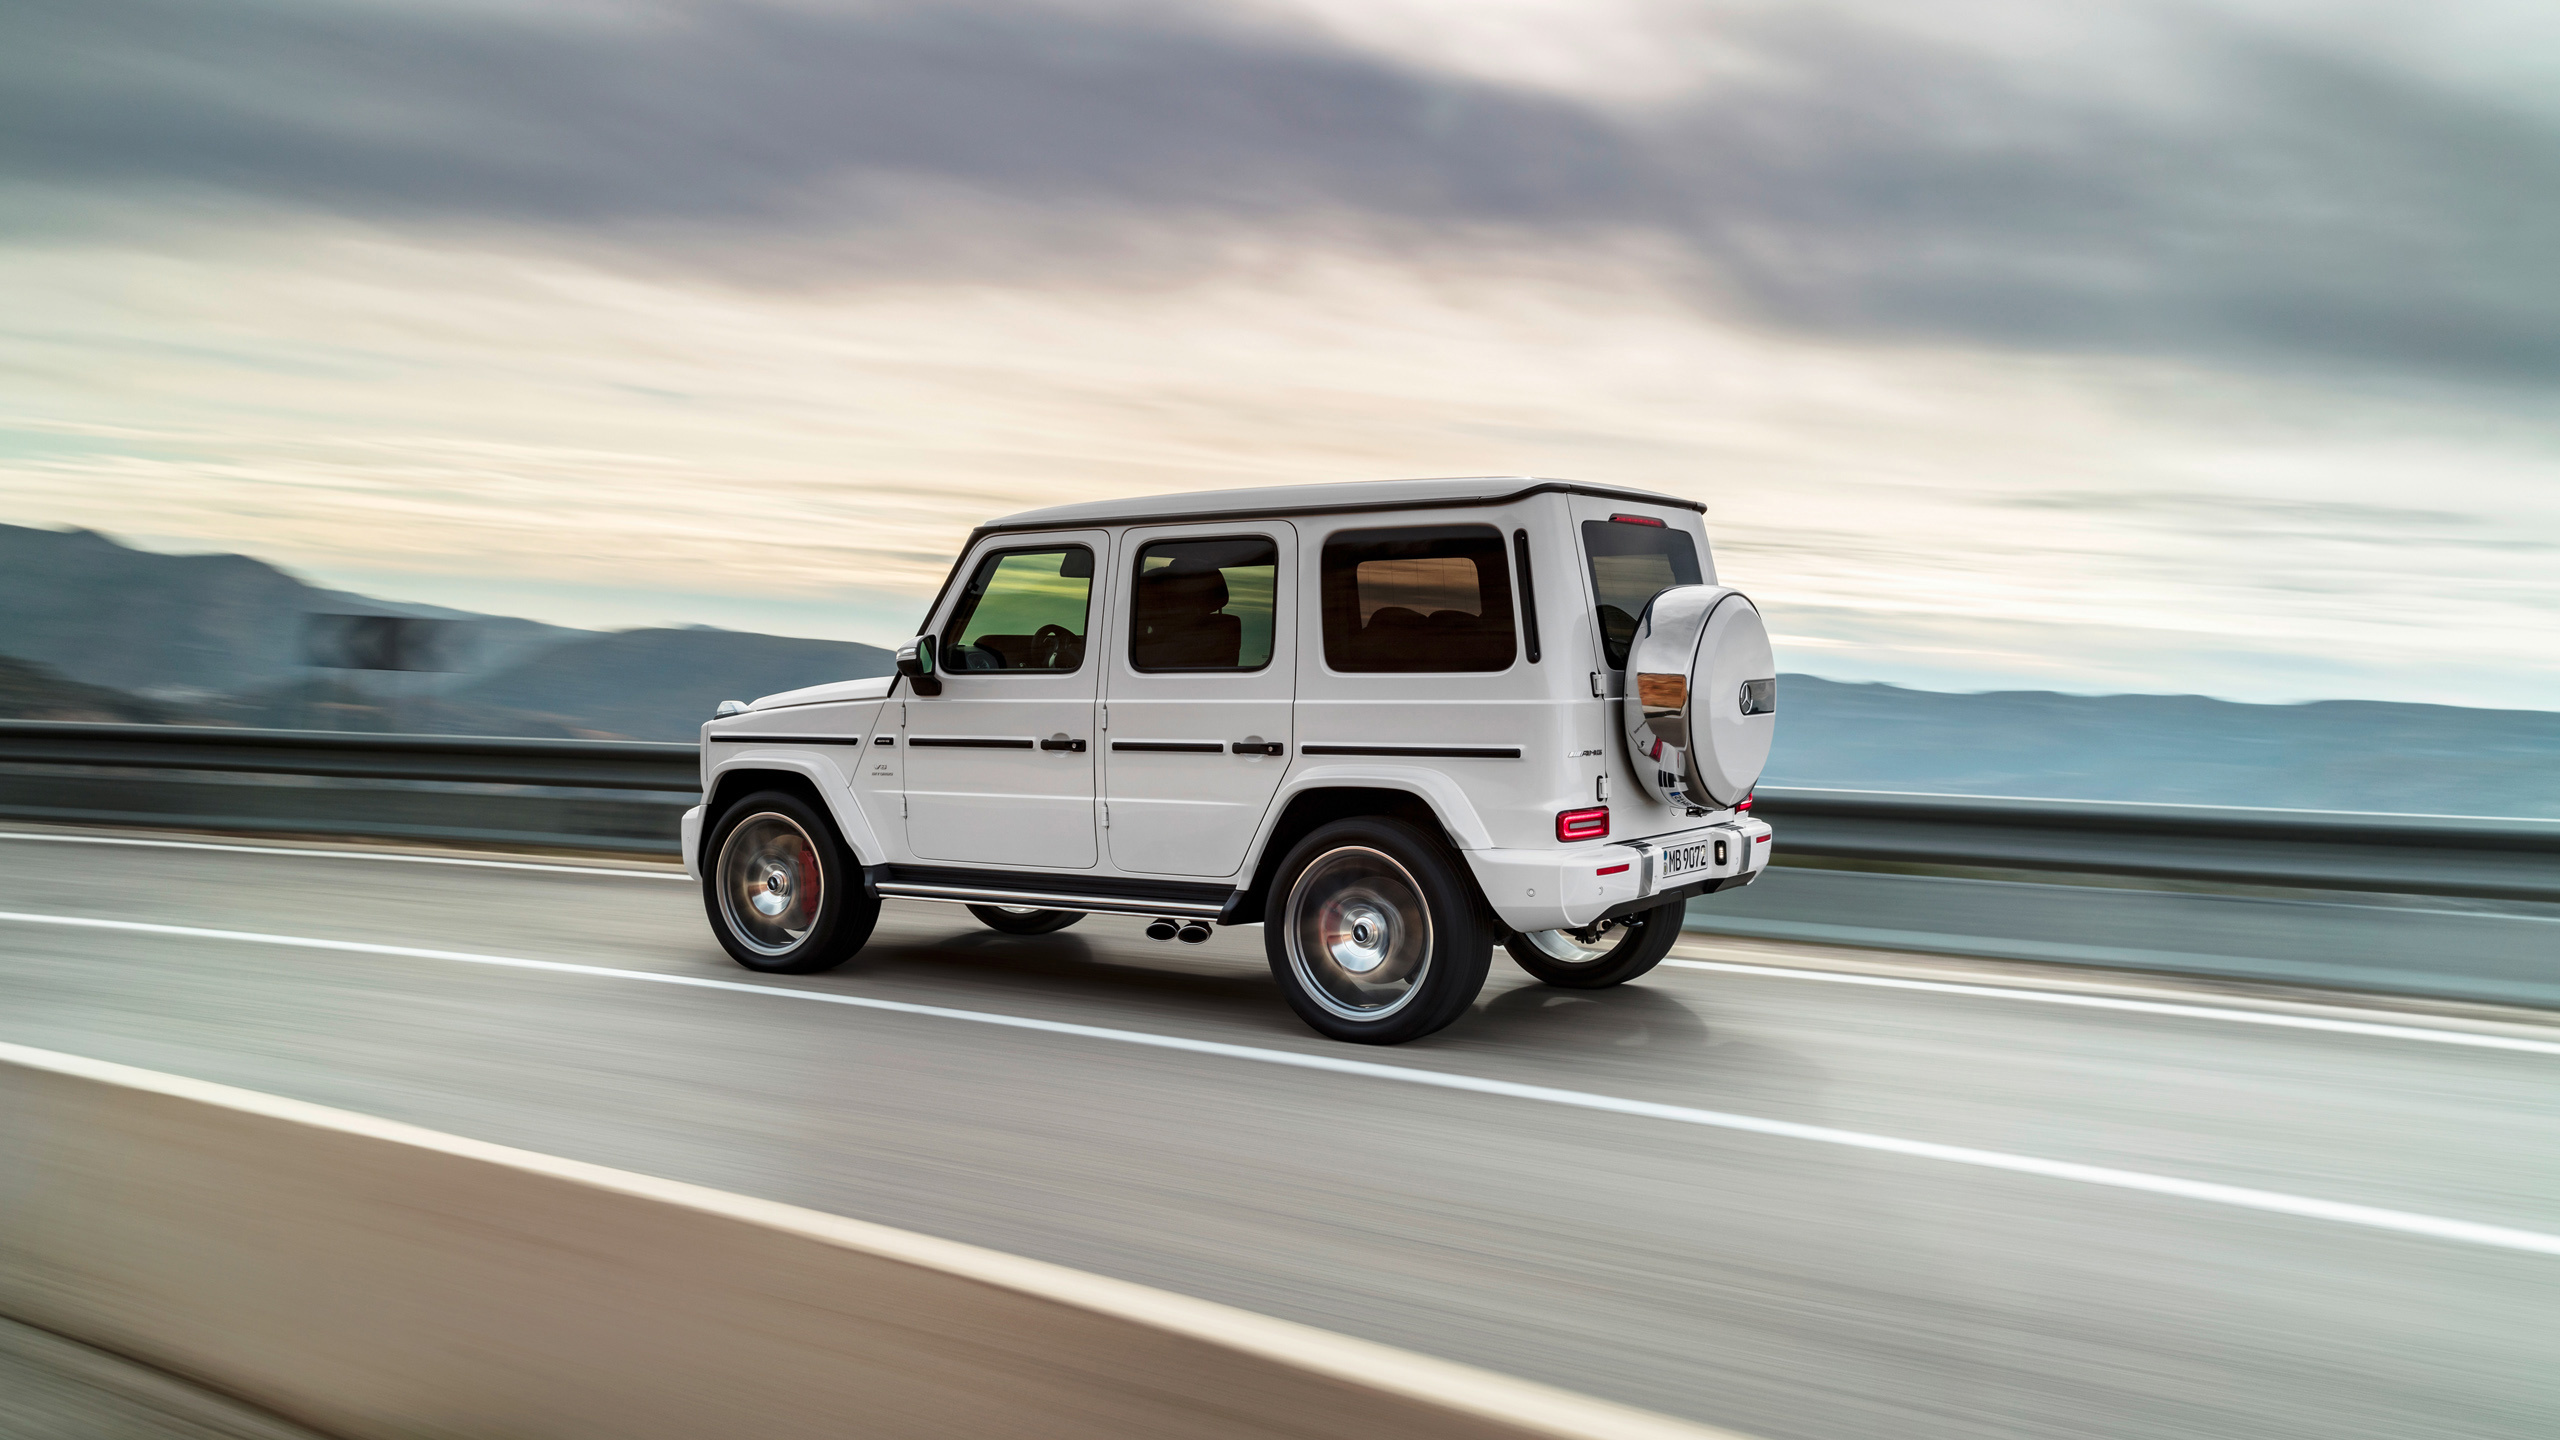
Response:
[[1505, 899, 1684, 988], [1264, 818, 1492, 1045], [966, 904, 1084, 936], [702, 790, 878, 974]]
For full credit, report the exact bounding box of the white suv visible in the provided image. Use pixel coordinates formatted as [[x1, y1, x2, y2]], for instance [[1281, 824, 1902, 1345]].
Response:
[[683, 477, 1776, 1044]]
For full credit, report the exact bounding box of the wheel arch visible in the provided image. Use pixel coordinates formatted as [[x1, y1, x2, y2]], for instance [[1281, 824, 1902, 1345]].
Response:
[[700, 756, 884, 874], [1229, 773, 1492, 926]]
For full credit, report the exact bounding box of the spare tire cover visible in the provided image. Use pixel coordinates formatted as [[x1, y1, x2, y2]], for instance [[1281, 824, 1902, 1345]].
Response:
[[1622, 587, 1776, 809]]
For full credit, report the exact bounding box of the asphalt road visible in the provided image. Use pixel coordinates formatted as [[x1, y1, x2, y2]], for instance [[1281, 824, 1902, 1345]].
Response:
[[3, 828, 2555, 1440], [1692, 865, 2560, 1008]]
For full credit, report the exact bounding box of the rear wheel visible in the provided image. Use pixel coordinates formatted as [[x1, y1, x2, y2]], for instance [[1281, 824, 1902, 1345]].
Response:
[[966, 904, 1084, 936], [1505, 899, 1683, 989], [702, 791, 878, 974], [1264, 818, 1492, 1045]]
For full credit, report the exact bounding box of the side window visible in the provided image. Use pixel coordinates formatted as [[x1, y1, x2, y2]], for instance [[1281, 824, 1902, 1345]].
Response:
[[1320, 525, 1516, 673], [1581, 519, 1702, 669], [940, 546, 1094, 672], [1130, 537, 1278, 671]]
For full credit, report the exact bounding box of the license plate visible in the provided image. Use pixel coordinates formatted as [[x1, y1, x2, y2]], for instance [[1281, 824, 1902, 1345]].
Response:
[[1652, 832, 1729, 886]]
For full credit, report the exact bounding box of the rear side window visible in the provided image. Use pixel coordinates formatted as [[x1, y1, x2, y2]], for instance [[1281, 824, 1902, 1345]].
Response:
[[941, 546, 1094, 672], [1130, 536, 1278, 671], [1321, 525, 1516, 672], [1582, 520, 1702, 669]]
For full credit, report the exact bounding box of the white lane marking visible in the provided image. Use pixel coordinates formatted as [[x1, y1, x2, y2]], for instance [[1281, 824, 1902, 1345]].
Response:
[[6, 910, 2557, 1259], [0, 831, 683, 879], [1663, 958, 2560, 1057]]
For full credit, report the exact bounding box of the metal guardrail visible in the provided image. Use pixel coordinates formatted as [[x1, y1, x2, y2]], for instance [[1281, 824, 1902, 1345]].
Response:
[[0, 720, 700, 790], [1751, 787, 2560, 904], [1, 723, 2553, 900], [0, 720, 698, 853]]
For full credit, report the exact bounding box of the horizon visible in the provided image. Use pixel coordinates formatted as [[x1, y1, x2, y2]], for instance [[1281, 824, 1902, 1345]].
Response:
[[20, 517, 2560, 717]]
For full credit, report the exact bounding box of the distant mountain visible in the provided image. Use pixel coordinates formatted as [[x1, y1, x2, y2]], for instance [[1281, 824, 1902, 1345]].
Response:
[[0, 524, 581, 695], [455, 628, 895, 741], [0, 653, 175, 723], [0, 525, 890, 740], [1764, 674, 2560, 817], [8, 525, 2557, 813]]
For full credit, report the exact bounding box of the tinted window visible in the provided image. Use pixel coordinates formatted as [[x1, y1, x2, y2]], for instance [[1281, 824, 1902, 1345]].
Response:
[[1321, 525, 1516, 672], [941, 546, 1093, 672], [1582, 520, 1702, 669], [1131, 537, 1277, 671]]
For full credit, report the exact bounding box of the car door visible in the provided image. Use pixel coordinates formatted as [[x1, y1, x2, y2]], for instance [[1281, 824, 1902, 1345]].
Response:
[[1101, 524, 1296, 877], [903, 531, 1106, 869]]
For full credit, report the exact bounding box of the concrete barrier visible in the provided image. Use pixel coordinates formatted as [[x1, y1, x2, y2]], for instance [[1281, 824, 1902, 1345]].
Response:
[[0, 1042, 1746, 1440]]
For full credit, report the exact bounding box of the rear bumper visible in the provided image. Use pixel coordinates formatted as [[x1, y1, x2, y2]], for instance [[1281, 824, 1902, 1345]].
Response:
[[1465, 816, 1772, 932]]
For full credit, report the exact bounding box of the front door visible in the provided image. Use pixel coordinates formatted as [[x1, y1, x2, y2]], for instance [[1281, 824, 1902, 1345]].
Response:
[[1102, 524, 1296, 877], [903, 532, 1105, 869]]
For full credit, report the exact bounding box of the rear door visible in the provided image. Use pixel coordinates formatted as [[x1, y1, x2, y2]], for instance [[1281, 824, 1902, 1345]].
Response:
[[1101, 524, 1296, 877]]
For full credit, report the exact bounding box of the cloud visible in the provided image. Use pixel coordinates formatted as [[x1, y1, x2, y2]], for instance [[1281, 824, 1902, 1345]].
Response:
[[0, 1, 1636, 228], [6, 1, 2559, 385]]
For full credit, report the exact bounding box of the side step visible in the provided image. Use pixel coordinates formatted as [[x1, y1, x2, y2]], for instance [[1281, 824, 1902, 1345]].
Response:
[[864, 864, 1234, 920]]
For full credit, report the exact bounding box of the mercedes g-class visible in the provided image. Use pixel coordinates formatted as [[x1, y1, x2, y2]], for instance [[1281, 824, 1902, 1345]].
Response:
[[684, 477, 1775, 1044]]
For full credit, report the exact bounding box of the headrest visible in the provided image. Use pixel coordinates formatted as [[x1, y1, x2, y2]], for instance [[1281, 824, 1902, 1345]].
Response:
[[1139, 565, 1228, 614]]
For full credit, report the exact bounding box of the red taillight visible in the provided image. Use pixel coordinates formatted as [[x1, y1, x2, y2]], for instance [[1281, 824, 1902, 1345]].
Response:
[[1736, 791, 1754, 812], [1609, 513, 1666, 527], [1556, 806, 1611, 841]]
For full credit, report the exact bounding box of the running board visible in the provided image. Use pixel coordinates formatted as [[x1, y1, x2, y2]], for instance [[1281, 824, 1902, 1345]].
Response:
[[865, 865, 1233, 920]]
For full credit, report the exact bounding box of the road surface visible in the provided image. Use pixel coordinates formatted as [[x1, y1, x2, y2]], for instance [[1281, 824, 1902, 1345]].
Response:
[[3, 828, 2553, 1440]]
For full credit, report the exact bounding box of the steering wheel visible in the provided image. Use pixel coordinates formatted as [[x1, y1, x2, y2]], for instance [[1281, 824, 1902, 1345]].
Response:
[[1029, 623, 1075, 669]]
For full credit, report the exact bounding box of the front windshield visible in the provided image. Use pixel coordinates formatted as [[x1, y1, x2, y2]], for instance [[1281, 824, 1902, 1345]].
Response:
[[1582, 519, 1702, 669]]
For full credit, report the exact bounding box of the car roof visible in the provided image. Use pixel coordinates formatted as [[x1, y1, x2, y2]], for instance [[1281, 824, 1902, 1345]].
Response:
[[981, 476, 1703, 533]]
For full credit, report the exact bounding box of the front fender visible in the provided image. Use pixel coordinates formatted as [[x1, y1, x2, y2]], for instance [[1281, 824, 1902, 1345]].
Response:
[[703, 746, 887, 867]]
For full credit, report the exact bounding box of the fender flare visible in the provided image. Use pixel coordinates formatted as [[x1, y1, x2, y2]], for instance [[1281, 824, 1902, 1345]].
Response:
[[1218, 765, 1501, 926], [1253, 763, 1497, 857], [702, 748, 887, 870]]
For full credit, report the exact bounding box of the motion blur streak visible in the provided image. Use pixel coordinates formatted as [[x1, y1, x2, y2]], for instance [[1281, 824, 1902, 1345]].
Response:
[[1663, 957, 2560, 1056], [7, 906, 2556, 1258]]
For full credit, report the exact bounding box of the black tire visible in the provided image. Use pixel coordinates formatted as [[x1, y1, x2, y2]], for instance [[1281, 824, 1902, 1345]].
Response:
[[966, 904, 1085, 936], [1504, 899, 1683, 989], [1263, 817, 1493, 1044], [701, 790, 879, 974]]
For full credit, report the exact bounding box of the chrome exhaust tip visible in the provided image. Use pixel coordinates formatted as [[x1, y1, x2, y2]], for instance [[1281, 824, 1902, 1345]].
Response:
[[1145, 918, 1181, 941], [1175, 922, 1213, 944]]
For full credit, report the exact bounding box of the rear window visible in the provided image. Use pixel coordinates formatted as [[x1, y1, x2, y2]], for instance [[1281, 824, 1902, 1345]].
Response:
[[1321, 525, 1516, 672], [1582, 520, 1702, 669]]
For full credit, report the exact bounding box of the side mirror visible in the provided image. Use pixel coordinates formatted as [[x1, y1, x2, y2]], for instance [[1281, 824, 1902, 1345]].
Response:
[[896, 635, 943, 696]]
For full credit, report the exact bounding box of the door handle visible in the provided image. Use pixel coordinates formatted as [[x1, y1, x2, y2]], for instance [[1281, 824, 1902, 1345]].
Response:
[[1040, 735, 1088, 753], [1230, 740, 1285, 756]]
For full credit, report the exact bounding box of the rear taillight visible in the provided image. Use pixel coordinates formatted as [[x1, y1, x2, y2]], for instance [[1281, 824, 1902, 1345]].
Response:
[[1555, 806, 1611, 841], [1609, 513, 1666, 527], [1736, 791, 1754, 812]]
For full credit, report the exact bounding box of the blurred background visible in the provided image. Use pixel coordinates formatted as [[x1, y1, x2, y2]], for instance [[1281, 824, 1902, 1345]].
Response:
[[2, 0, 2555, 814]]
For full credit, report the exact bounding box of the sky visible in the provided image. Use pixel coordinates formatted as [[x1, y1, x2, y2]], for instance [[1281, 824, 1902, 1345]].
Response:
[[3, 0, 2555, 708]]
